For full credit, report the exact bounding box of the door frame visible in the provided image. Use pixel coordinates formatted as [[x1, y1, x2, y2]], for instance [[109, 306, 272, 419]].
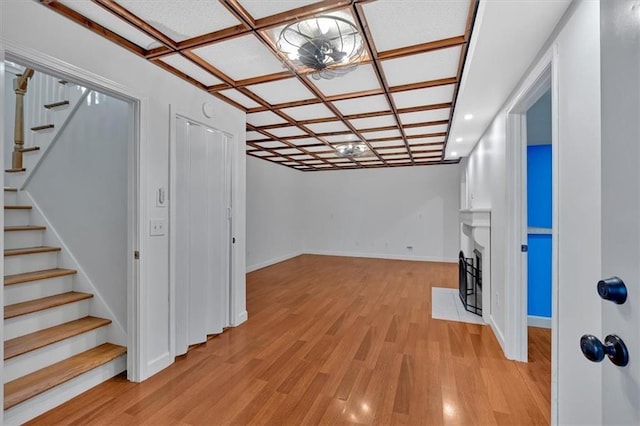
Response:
[[1, 40, 146, 381], [504, 46, 559, 422], [168, 111, 234, 358]]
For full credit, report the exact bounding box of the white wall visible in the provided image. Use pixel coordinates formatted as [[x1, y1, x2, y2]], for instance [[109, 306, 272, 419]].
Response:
[[303, 165, 460, 262], [463, 1, 602, 423], [246, 160, 460, 270], [246, 156, 304, 272], [26, 91, 131, 328], [2, 0, 246, 381]]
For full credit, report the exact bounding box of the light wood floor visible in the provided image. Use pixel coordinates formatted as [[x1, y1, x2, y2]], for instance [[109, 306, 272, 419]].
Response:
[[28, 255, 551, 425]]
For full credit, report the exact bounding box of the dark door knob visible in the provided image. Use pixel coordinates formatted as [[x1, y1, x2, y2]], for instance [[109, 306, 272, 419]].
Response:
[[597, 277, 627, 304], [580, 334, 629, 367]]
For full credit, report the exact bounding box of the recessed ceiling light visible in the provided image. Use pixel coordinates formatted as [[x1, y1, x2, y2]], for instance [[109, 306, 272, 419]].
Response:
[[463, 114, 473, 120], [455, 137, 463, 142], [451, 151, 458, 157]]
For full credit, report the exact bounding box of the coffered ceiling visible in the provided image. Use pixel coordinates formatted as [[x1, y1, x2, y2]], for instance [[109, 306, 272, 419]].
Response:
[[41, 0, 478, 171]]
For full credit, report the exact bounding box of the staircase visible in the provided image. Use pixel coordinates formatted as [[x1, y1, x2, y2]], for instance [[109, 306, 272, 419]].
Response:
[[3, 68, 126, 424]]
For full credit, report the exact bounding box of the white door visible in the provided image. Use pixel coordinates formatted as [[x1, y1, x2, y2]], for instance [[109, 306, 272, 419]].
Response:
[[597, 1, 640, 423], [174, 116, 232, 356]]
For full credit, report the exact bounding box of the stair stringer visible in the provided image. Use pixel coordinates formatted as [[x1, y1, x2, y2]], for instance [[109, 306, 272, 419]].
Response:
[[17, 190, 127, 346]]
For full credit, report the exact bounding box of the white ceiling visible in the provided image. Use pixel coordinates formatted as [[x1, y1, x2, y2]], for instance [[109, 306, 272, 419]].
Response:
[[45, 0, 573, 169], [445, 0, 572, 160]]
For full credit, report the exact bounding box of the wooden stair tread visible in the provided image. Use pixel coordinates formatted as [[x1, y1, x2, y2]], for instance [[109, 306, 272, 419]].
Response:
[[5, 268, 76, 286], [5, 291, 92, 319], [44, 100, 69, 109], [5, 168, 26, 173], [5, 246, 60, 257], [31, 124, 54, 131], [4, 205, 32, 210], [4, 316, 111, 360], [4, 225, 46, 232], [4, 187, 18, 192], [4, 343, 126, 409]]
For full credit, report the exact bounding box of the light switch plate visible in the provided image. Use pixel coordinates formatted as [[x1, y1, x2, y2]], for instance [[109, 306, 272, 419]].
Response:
[[149, 219, 166, 236]]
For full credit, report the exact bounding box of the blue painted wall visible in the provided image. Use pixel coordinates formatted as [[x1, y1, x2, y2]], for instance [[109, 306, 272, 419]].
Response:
[[527, 144, 552, 318]]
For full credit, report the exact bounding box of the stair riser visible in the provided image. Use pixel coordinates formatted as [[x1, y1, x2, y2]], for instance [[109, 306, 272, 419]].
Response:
[[5, 299, 90, 340], [4, 230, 44, 250], [4, 327, 108, 383], [3, 354, 126, 425], [4, 191, 17, 205], [4, 252, 59, 275], [5, 276, 74, 306], [5, 209, 31, 227]]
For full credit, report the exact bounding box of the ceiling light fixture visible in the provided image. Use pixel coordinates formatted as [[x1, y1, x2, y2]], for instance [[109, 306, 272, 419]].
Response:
[[464, 114, 474, 120], [277, 15, 365, 80], [455, 137, 463, 142], [451, 151, 458, 157], [334, 142, 369, 157]]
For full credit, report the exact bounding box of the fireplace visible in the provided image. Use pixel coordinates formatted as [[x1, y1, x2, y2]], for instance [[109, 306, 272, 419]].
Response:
[[459, 249, 482, 316], [459, 208, 490, 321]]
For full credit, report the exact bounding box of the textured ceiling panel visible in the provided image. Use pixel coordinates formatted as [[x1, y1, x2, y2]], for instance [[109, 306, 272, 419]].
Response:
[[349, 115, 397, 130], [47, 0, 477, 170], [391, 85, 456, 109], [382, 46, 462, 86], [218, 89, 262, 109], [58, 0, 160, 49], [192, 35, 287, 81], [332, 94, 391, 116], [399, 108, 452, 125], [363, 0, 470, 52], [280, 103, 336, 121], [160, 54, 222, 86], [247, 78, 315, 105], [115, 0, 239, 41], [238, 0, 319, 19], [247, 111, 288, 126]]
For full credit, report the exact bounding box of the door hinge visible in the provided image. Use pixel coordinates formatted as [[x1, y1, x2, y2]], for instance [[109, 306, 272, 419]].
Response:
[[521, 244, 528, 252], [232, 237, 236, 244], [134, 250, 140, 259]]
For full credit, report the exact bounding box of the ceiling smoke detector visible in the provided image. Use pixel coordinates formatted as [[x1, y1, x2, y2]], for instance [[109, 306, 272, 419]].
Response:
[[334, 142, 369, 158], [277, 15, 365, 80]]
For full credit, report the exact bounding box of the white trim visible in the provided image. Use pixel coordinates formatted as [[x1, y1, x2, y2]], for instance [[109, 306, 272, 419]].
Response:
[[486, 313, 506, 351], [303, 250, 458, 264], [2, 40, 146, 382], [505, 48, 554, 363], [528, 227, 553, 235], [549, 43, 560, 426], [246, 252, 304, 273], [528, 315, 552, 329], [0, 16, 7, 410]]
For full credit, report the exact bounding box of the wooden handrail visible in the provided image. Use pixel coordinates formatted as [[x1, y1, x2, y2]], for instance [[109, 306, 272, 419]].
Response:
[[12, 68, 35, 170]]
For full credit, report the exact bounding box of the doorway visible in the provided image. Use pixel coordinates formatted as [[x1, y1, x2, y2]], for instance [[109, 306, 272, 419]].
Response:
[[1, 55, 140, 383], [172, 115, 233, 356], [525, 89, 553, 331]]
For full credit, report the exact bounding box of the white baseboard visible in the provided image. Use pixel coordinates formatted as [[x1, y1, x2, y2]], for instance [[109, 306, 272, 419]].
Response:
[[487, 313, 507, 354], [303, 250, 458, 263], [234, 310, 248, 326], [246, 252, 303, 273], [528, 315, 552, 329]]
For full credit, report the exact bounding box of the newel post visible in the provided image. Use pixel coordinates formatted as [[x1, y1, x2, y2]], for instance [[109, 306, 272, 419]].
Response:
[[12, 68, 34, 170]]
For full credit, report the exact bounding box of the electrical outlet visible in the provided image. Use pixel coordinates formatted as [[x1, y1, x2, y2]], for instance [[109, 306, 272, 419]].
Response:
[[149, 219, 166, 236]]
